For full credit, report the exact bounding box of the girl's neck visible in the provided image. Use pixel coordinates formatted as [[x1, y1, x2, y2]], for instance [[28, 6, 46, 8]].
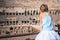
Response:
[[41, 12, 45, 13], [41, 12, 48, 13]]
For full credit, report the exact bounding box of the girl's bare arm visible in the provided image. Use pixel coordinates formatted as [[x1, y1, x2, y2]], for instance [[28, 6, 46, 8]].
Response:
[[40, 14, 42, 32]]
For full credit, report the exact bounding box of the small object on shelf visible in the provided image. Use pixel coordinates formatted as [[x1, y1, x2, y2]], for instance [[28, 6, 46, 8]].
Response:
[[55, 24, 60, 35]]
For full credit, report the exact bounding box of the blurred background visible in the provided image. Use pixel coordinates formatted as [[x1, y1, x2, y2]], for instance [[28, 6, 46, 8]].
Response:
[[0, 0, 60, 40]]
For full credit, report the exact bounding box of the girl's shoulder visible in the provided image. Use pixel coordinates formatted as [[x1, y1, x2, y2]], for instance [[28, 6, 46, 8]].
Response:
[[40, 13, 44, 19], [40, 12, 47, 18], [40, 13, 45, 16]]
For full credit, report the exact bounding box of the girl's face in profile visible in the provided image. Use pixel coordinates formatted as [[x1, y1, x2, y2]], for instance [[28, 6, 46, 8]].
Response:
[[40, 6, 45, 12]]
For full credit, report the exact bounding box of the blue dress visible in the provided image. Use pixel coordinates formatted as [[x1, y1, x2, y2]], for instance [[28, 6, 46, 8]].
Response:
[[35, 12, 60, 40]]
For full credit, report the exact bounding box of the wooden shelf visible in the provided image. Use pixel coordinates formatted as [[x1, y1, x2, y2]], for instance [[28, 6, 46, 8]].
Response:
[[0, 32, 39, 39]]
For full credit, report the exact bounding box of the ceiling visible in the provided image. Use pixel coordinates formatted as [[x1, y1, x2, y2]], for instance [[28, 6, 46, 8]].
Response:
[[0, 0, 60, 9]]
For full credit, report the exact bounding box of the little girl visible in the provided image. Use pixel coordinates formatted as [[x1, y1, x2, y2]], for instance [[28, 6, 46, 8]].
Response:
[[35, 4, 60, 40]]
